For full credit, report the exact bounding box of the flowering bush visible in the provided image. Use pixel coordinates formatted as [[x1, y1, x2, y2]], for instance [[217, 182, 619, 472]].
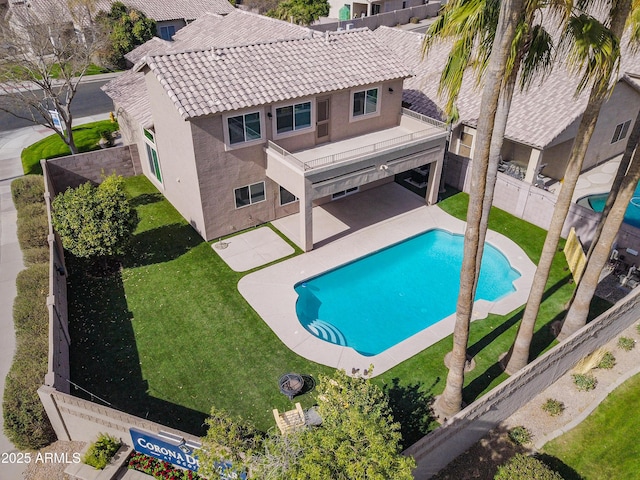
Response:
[[127, 452, 202, 480]]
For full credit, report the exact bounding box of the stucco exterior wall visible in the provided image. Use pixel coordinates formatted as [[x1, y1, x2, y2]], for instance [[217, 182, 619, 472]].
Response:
[[186, 80, 405, 240], [144, 71, 207, 237]]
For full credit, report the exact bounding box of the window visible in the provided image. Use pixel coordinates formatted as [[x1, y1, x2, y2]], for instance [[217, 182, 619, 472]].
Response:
[[611, 120, 631, 143], [160, 25, 176, 41], [279, 186, 298, 206], [227, 112, 262, 145], [352, 88, 379, 117], [276, 101, 312, 134], [459, 131, 474, 157], [372, 3, 381, 14], [332, 186, 359, 200], [143, 129, 162, 184], [235, 182, 265, 208]]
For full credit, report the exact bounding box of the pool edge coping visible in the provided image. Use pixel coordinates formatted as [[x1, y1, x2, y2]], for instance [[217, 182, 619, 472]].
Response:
[[238, 205, 536, 377]]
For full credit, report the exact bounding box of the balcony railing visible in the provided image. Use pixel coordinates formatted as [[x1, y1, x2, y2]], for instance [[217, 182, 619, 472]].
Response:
[[268, 110, 446, 172]]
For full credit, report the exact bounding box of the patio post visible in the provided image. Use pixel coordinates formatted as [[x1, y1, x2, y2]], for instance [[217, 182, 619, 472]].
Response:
[[426, 157, 443, 205], [299, 183, 314, 252]]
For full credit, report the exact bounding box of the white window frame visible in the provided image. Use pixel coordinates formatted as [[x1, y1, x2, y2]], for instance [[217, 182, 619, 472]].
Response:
[[272, 98, 315, 140], [611, 120, 631, 144], [279, 185, 298, 206], [349, 85, 381, 122], [142, 127, 163, 187], [234, 181, 266, 209], [223, 109, 265, 150]]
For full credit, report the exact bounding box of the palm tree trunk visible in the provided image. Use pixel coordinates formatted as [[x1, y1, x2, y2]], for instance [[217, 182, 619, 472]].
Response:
[[562, 144, 640, 333], [508, 1, 631, 364], [433, 0, 525, 419]]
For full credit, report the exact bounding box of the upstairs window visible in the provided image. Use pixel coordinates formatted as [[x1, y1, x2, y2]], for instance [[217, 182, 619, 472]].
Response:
[[352, 88, 379, 117], [611, 120, 631, 143], [160, 25, 176, 41], [227, 112, 262, 145], [276, 102, 312, 134]]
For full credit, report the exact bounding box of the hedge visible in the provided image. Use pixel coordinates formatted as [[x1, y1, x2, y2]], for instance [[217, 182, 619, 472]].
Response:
[[3, 176, 56, 449], [494, 454, 563, 480]]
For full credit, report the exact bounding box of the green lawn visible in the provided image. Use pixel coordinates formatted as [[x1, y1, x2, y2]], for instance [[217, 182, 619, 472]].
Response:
[[21, 120, 119, 175], [66, 177, 611, 442], [543, 372, 640, 479]]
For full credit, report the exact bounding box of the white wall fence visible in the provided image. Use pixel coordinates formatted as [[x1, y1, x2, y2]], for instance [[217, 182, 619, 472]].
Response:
[[445, 153, 640, 256], [310, 3, 442, 32], [406, 288, 640, 478]]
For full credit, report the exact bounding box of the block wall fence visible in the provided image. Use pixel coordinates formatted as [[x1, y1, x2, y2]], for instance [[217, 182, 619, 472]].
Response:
[[38, 147, 640, 478]]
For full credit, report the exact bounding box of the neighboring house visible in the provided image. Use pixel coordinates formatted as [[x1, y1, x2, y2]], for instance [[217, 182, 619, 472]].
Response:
[[103, 11, 448, 251], [4, 0, 234, 43], [373, 26, 640, 186], [328, 0, 425, 21]]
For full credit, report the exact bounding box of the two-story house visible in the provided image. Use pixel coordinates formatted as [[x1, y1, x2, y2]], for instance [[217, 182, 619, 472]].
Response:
[[104, 12, 448, 251], [373, 26, 640, 187]]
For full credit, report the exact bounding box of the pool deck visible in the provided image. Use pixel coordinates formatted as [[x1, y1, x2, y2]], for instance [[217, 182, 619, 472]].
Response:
[[238, 183, 536, 376]]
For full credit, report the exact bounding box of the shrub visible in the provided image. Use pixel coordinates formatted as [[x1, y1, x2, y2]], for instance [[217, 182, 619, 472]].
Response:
[[508, 426, 532, 445], [83, 433, 122, 469], [572, 348, 606, 374], [494, 454, 563, 480], [541, 398, 565, 417], [52, 174, 137, 259], [17, 203, 49, 249], [596, 351, 616, 369], [572, 373, 597, 391], [409, 16, 419, 23], [99, 129, 115, 147], [11, 175, 45, 209], [13, 264, 49, 335], [617, 336, 636, 351], [23, 246, 51, 265], [127, 452, 203, 479]]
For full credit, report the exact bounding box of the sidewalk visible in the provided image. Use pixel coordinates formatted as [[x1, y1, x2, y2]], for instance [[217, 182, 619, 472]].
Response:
[[0, 114, 109, 479]]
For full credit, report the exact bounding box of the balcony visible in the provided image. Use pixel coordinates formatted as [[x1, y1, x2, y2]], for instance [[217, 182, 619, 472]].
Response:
[[266, 110, 448, 190]]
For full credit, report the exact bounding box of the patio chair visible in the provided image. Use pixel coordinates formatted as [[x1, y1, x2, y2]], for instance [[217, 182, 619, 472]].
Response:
[[273, 403, 306, 434]]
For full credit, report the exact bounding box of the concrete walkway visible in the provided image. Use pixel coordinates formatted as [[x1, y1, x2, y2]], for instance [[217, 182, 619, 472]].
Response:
[[0, 114, 108, 479]]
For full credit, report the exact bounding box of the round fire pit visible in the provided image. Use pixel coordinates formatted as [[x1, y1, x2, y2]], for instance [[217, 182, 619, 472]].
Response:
[[279, 373, 304, 400]]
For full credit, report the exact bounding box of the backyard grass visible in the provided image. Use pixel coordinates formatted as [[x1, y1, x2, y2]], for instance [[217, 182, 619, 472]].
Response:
[[21, 120, 119, 175], [66, 177, 612, 443], [543, 372, 640, 479]]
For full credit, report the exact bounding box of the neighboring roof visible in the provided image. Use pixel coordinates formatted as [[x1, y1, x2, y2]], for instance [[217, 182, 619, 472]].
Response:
[[93, 0, 234, 23], [169, 10, 321, 50], [102, 71, 153, 128], [138, 29, 412, 119], [373, 26, 640, 149], [124, 37, 172, 65]]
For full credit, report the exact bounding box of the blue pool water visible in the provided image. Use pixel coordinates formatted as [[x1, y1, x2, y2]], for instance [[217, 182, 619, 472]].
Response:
[[580, 181, 640, 229], [294, 229, 521, 356]]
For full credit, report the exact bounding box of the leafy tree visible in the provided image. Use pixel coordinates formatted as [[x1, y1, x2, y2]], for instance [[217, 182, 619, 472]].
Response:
[[198, 370, 415, 479], [266, 0, 329, 25], [96, 2, 156, 68], [0, 0, 108, 154], [51, 174, 137, 260]]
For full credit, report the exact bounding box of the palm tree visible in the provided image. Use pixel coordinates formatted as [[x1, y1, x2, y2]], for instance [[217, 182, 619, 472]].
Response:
[[431, 0, 527, 418], [503, 0, 633, 373], [561, 109, 640, 335], [424, 0, 560, 416]]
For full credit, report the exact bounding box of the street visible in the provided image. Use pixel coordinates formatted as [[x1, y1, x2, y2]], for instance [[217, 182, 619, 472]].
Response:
[[0, 79, 114, 132]]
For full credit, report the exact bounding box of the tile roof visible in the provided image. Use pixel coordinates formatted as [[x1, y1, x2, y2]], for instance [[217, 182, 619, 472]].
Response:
[[169, 10, 321, 50], [102, 71, 153, 128], [139, 28, 412, 119], [92, 0, 234, 22], [374, 26, 640, 149], [124, 37, 172, 65]]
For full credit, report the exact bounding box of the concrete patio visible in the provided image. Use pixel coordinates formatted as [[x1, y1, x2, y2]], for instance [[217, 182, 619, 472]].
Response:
[[238, 182, 536, 376]]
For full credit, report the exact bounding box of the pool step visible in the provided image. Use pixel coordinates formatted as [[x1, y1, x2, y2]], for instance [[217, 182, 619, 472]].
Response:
[[307, 320, 347, 346]]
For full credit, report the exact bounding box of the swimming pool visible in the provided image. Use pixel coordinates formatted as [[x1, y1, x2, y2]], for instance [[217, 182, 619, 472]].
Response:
[[294, 229, 521, 356], [577, 181, 640, 229]]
